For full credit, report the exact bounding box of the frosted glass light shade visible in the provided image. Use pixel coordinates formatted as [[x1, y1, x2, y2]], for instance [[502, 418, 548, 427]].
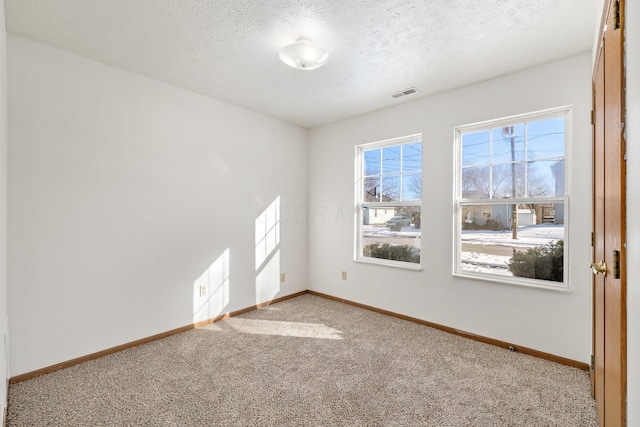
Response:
[[279, 37, 329, 70]]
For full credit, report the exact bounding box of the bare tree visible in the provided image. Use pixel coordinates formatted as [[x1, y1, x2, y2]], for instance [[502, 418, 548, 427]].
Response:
[[408, 174, 422, 199], [364, 177, 399, 202], [462, 167, 490, 198]]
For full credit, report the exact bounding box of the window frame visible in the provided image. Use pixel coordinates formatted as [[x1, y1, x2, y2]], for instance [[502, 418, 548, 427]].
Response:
[[453, 106, 572, 292], [355, 134, 423, 270]]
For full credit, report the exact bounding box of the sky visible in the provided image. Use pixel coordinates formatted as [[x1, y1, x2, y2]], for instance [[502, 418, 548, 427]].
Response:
[[363, 141, 422, 201], [460, 115, 565, 199]]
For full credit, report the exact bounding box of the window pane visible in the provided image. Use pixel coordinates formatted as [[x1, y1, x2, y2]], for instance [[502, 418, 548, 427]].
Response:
[[381, 175, 401, 201], [492, 163, 525, 199], [461, 166, 490, 199], [461, 130, 490, 166], [491, 124, 525, 164], [402, 173, 422, 201], [527, 117, 565, 160], [364, 148, 381, 176], [382, 146, 401, 174], [460, 203, 564, 282], [361, 206, 421, 264], [364, 176, 381, 202], [358, 137, 423, 268], [402, 142, 422, 172], [527, 160, 563, 197]]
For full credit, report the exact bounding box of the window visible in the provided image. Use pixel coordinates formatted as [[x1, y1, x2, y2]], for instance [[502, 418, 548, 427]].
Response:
[[454, 107, 570, 290], [356, 135, 422, 268]]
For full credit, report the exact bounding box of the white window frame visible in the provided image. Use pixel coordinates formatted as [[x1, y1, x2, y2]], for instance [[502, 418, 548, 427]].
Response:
[[355, 134, 422, 270], [453, 107, 572, 292]]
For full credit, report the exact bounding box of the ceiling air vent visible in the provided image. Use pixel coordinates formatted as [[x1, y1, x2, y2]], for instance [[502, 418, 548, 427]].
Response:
[[390, 87, 418, 99]]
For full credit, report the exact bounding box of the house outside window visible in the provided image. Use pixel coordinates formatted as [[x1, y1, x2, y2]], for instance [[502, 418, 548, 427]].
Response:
[[454, 107, 570, 291], [356, 134, 422, 269]]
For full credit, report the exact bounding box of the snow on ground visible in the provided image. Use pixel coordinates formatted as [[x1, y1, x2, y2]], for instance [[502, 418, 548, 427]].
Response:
[[462, 224, 564, 249], [461, 224, 564, 275], [362, 225, 420, 239], [362, 224, 564, 275], [461, 253, 513, 275], [361, 225, 420, 250]]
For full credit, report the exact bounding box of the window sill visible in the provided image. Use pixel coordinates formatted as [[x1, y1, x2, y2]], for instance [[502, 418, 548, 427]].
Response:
[[355, 257, 422, 271], [453, 271, 571, 293]]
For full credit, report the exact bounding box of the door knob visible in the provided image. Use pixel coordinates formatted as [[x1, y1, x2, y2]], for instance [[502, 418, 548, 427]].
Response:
[[590, 260, 607, 276]]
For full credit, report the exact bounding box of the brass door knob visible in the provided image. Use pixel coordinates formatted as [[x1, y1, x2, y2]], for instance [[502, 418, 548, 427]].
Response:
[[590, 260, 607, 276]]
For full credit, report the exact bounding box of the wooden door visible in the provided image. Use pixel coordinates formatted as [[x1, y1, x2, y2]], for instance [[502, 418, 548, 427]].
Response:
[[592, 1, 626, 425]]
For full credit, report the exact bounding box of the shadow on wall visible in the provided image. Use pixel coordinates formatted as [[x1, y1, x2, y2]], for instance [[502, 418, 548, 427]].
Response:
[[255, 196, 281, 305]]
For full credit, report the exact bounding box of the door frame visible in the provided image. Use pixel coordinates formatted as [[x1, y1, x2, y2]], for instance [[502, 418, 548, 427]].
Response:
[[592, 0, 627, 425]]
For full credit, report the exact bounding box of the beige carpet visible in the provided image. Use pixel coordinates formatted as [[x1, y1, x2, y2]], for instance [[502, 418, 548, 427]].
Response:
[[8, 294, 598, 426]]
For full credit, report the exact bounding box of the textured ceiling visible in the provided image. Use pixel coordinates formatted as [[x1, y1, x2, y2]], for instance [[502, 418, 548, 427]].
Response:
[[5, 0, 597, 128]]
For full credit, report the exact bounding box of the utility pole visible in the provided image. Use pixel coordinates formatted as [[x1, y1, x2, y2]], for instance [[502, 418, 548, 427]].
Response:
[[503, 126, 518, 239]]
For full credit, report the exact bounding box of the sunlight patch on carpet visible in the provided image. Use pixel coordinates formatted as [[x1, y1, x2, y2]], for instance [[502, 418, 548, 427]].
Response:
[[225, 318, 343, 339]]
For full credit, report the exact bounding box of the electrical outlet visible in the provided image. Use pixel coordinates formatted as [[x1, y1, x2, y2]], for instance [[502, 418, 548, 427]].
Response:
[[199, 285, 207, 297], [341, 271, 347, 280], [280, 273, 286, 283]]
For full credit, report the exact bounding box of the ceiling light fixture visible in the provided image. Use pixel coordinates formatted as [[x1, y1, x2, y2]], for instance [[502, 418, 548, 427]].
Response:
[[279, 37, 329, 70]]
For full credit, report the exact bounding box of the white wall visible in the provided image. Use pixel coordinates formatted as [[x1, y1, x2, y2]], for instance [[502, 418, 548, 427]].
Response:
[[625, 1, 639, 424], [0, 0, 8, 421], [7, 35, 308, 377], [308, 53, 593, 363]]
